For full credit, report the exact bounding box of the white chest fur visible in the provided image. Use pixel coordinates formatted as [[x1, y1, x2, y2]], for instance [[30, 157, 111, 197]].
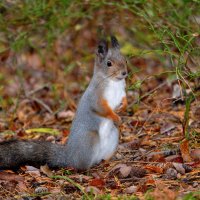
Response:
[[93, 79, 126, 164], [104, 79, 126, 110]]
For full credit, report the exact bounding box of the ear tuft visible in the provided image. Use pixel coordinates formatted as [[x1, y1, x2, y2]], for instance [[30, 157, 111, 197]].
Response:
[[97, 39, 108, 58], [111, 35, 119, 49]]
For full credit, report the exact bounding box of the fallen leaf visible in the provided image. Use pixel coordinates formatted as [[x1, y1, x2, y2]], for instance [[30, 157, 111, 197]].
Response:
[[85, 186, 101, 195], [150, 181, 177, 200], [0, 172, 24, 181], [130, 120, 146, 127], [25, 166, 41, 177], [125, 139, 141, 149], [107, 164, 132, 178], [137, 182, 147, 193], [165, 155, 183, 163], [25, 127, 60, 135], [89, 178, 105, 189], [145, 165, 164, 174], [165, 168, 177, 180], [180, 139, 192, 162], [147, 151, 165, 162], [0, 179, 18, 192], [172, 83, 183, 100], [160, 123, 176, 135], [57, 110, 75, 120], [172, 163, 185, 175], [141, 135, 157, 147], [191, 149, 200, 161], [124, 185, 137, 194], [119, 165, 132, 178], [40, 164, 54, 177], [130, 166, 146, 178], [146, 177, 156, 186], [17, 99, 38, 123], [17, 181, 28, 192]]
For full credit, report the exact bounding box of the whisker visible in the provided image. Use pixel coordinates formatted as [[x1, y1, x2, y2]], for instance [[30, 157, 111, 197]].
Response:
[[95, 68, 122, 89]]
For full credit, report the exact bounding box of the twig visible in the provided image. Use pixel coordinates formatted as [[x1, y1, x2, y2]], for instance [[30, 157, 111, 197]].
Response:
[[27, 85, 49, 96], [31, 97, 53, 114], [128, 81, 167, 108]]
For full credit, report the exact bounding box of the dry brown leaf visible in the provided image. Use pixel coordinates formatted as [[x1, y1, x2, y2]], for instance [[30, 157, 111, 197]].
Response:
[[165, 168, 178, 180], [119, 165, 132, 178], [89, 178, 105, 188], [26, 53, 42, 69], [25, 166, 41, 177], [141, 135, 157, 147], [107, 164, 125, 177], [150, 181, 177, 200], [145, 165, 164, 174], [0, 180, 18, 193], [159, 136, 183, 143], [24, 165, 39, 171], [180, 139, 192, 162], [137, 182, 147, 193], [40, 164, 54, 177], [147, 151, 165, 162], [107, 164, 132, 178], [165, 155, 183, 163], [17, 181, 29, 192], [124, 185, 137, 194], [160, 123, 176, 134], [191, 149, 200, 161], [190, 161, 200, 168], [146, 177, 156, 186], [130, 166, 146, 178], [124, 139, 141, 149], [57, 110, 75, 120], [0, 172, 24, 181], [130, 120, 146, 127], [172, 163, 185, 175], [16, 99, 39, 123], [85, 186, 101, 195]]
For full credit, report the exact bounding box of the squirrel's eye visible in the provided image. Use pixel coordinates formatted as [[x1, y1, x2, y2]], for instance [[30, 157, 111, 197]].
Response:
[[107, 60, 112, 67]]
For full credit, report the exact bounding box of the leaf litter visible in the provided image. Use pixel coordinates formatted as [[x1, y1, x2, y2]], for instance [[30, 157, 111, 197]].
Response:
[[0, 1, 200, 199]]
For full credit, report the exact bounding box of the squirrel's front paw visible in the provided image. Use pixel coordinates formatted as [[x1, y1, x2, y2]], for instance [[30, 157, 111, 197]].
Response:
[[112, 113, 121, 123], [116, 97, 127, 113]]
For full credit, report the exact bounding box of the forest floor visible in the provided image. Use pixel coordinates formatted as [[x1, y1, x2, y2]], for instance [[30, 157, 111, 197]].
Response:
[[0, 0, 200, 199]]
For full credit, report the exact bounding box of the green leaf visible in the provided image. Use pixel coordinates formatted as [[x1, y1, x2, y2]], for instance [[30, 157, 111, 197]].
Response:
[[25, 128, 60, 135]]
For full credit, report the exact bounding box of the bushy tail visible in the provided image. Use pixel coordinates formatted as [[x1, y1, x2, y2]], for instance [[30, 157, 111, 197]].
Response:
[[0, 140, 67, 170]]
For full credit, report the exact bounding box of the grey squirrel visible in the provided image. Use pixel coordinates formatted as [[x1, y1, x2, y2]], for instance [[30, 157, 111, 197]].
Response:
[[0, 36, 127, 170]]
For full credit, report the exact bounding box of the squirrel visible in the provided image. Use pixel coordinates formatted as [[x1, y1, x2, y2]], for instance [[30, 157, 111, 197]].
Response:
[[0, 36, 127, 170]]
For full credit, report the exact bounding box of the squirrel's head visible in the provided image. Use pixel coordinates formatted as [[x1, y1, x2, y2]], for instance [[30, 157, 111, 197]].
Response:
[[95, 36, 128, 81]]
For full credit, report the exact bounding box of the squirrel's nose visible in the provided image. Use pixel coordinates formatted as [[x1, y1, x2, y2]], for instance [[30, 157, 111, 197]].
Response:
[[121, 71, 127, 77]]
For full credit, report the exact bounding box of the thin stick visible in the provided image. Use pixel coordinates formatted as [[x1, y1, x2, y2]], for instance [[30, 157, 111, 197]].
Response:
[[31, 97, 53, 114], [27, 85, 49, 96], [128, 81, 167, 108]]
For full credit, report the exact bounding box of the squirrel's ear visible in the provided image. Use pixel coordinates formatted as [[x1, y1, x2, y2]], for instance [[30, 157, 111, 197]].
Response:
[[96, 39, 108, 59], [111, 35, 120, 49]]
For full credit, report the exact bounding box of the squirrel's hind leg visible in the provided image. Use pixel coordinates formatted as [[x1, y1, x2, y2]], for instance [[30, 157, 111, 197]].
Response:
[[102, 125, 119, 162], [69, 131, 100, 170]]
